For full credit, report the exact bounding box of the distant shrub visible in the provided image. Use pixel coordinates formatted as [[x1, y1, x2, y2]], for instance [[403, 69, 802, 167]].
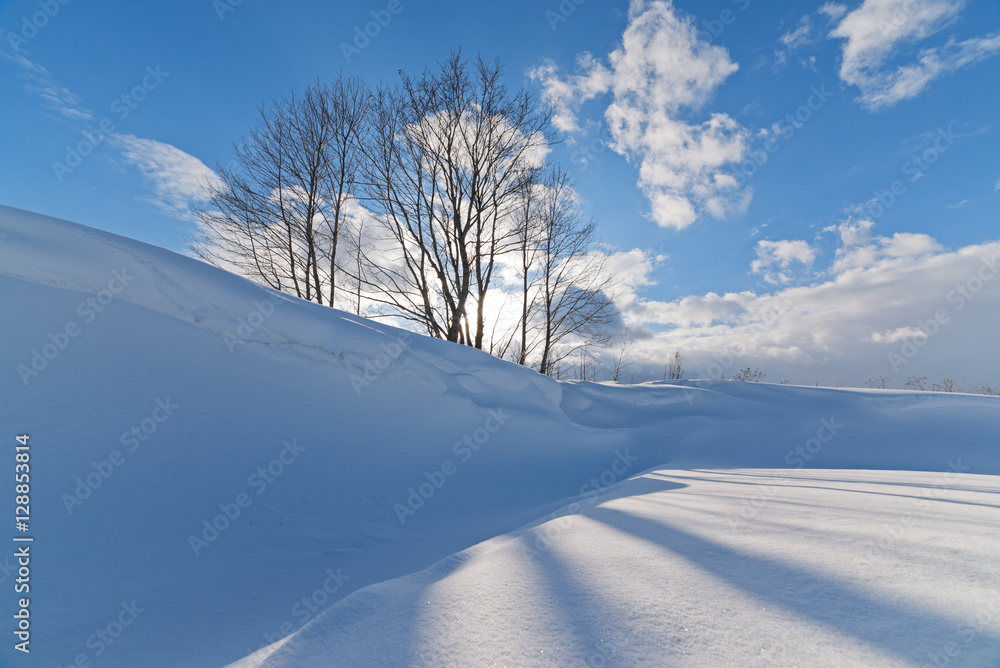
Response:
[[663, 351, 685, 381], [905, 377, 960, 392], [733, 367, 766, 383], [931, 378, 955, 392], [866, 376, 891, 389]]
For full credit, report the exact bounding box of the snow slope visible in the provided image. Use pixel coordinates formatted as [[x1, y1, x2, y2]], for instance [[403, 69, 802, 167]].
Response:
[[0, 205, 997, 667], [232, 469, 1000, 667]]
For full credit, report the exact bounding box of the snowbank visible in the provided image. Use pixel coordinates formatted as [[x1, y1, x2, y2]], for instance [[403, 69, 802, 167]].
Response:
[[0, 205, 997, 666]]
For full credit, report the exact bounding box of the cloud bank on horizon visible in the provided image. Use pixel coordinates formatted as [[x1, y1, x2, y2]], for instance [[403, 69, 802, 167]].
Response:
[[620, 227, 1000, 385]]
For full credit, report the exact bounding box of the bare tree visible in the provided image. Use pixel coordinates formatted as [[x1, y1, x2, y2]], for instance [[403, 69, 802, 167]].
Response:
[[193, 53, 628, 373], [356, 51, 551, 347], [663, 351, 684, 380], [338, 207, 373, 316], [611, 330, 633, 382], [512, 172, 543, 365], [321, 73, 370, 307], [534, 167, 617, 376], [489, 171, 544, 365], [575, 345, 602, 382], [191, 74, 370, 307]]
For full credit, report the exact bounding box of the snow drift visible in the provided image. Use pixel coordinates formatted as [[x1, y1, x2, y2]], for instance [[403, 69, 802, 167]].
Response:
[[0, 205, 997, 666]]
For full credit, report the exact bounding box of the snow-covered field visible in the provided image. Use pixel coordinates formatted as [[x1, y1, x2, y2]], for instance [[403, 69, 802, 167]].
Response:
[[1, 205, 998, 667], [235, 469, 1000, 667]]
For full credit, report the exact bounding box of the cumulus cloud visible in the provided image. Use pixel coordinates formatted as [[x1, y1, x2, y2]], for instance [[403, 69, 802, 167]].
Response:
[[829, 227, 942, 274], [114, 135, 221, 221], [824, 219, 874, 246], [819, 3, 849, 22], [620, 225, 1000, 386], [530, 0, 750, 230], [870, 325, 926, 343], [600, 247, 662, 309], [751, 239, 818, 284], [828, 0, 1000, 110]]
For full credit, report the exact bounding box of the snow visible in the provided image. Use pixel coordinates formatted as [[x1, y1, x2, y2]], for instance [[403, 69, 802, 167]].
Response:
[[231, 469, 1000, 667], [0, 204, 997, 667]]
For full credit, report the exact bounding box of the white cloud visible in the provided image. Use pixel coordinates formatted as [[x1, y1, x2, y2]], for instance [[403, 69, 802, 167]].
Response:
[[621, 224, 1000, 386], [819, 3, 849, 22], [529, 55, 611, 134], [751, 239, 818, 284], [2, 51, 94, 122], [531, 0, 750, 230], [824, 219, 874, 246], [829, 0, 1000, 110], [830, 229, 941, 273], [870, 325, 925, 343], [4, 51, 217, 221], [772, 5, 844, 72], [780, 16, 814, 51], [601, 247, 661, 309], [113, 135, 221, 221]]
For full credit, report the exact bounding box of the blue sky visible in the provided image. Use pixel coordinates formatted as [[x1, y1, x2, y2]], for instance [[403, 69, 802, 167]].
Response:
[[2, 0, 999, 385]]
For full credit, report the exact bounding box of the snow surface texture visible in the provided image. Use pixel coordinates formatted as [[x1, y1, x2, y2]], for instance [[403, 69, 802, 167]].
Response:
[[232, 469, 1000, 668], [0, 205, 997, 667]]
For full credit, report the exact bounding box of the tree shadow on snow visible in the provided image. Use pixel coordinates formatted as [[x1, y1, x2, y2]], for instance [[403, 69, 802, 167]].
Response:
[[584, 502, 1000, 665]]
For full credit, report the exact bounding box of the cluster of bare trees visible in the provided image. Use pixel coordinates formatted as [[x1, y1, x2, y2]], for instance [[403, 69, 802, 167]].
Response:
[[193, 75, 369, 309], [191, 52, 617, 375]]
